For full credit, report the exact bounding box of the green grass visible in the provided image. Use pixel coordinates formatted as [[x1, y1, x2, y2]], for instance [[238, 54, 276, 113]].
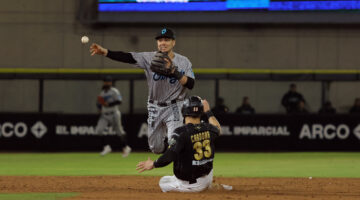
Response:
[[214, 152, 360, 178], [0, 152, 359, 178], [0, 193, 77, 200], [0, 152, 171, 176]]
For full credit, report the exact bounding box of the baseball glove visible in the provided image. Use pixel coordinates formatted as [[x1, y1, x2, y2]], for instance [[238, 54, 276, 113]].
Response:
[[97, 96, 106, 106], [150, 51, 175, 76]]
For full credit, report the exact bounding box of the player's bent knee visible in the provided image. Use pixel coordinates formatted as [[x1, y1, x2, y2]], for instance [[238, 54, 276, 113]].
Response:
[[148, 141, 165, 154], [150, 146, 165, 154], [159, 176, 172, 184], [159, 178, 168, 192], [159, 176, 175, 193]]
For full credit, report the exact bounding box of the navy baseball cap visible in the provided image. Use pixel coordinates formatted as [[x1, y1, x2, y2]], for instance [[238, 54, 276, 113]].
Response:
[[155, 28, 175, 40], [103, 75, 113, 82]]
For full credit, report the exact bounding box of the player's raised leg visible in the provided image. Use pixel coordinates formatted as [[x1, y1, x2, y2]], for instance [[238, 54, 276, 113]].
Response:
[[147, 103, 168, 153], [147, 122, 167, 154], [165, 101, 184, 139]]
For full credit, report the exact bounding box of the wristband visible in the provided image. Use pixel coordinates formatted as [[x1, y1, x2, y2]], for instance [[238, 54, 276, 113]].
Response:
[[205, 111, 214, 119], [172, 67, 184, 80], [153, 160, 158, 168]]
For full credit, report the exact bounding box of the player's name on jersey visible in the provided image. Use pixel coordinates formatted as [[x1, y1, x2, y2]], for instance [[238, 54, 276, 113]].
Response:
[[56, 125, 116, 136], [191, 131, 211, 143], [192, 158, 213, 166]]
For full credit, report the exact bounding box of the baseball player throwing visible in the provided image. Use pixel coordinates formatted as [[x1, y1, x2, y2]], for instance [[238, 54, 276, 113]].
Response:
[[90, 28, 195, 154], [136, 96, 221, 192], [96, 76, 131, 157]]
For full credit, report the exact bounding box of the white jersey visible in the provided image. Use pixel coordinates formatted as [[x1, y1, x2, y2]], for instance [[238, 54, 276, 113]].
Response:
[[98, 87, 122, 113], [131, 51, 195, 102]]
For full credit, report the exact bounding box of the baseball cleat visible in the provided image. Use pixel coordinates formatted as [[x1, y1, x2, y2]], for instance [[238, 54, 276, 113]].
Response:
[[122, 146, 132, 158], [100, 145, 112, 156], [221, 184, 233, 191]]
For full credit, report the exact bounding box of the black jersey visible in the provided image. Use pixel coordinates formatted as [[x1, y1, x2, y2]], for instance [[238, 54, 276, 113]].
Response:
[[168, 122, 220, 183]]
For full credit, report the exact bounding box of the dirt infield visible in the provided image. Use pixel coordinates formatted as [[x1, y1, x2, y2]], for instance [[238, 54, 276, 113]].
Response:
[[0, 176, 360, 200]]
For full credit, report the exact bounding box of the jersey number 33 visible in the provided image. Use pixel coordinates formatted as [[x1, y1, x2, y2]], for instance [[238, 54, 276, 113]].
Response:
[[193, 139, 212, 161]]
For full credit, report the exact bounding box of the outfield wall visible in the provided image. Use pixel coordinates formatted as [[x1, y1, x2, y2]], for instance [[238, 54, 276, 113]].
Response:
[[1, 0, 360, 115], [0, 113, 359, 152]]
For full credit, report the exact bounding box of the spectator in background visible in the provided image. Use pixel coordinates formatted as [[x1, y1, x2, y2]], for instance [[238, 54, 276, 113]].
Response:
[[211, 97, 229, 114], [281, 83, 306, 114], [349, 98, 360, 114], [290, 100, 309, 114], [318, 101, 336, 114], [236, 96, 255, 114]]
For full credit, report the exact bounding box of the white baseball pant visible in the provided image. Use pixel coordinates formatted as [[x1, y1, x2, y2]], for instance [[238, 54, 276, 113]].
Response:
[[159, 170, 213, 193], [147, 100, 184, 154]]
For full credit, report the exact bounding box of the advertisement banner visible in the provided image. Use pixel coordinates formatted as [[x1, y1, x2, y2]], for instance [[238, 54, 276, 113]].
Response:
[[0, 113, 359, 151]]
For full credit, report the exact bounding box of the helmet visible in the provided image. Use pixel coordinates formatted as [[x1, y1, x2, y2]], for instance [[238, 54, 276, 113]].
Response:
[[181, 96, 203, 117]]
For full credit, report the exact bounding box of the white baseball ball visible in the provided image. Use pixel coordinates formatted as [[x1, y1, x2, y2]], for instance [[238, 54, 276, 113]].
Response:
[[309, 176, 312, 180], [81, 36, 89, 44]]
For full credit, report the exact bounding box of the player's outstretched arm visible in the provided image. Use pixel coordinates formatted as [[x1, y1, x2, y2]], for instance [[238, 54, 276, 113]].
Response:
[[136, 150, 176, 173], [136, 157, 154, 173], [91, 44, 137, 64], [90, 43, 108, 56], [202, 99, 222, 135]]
